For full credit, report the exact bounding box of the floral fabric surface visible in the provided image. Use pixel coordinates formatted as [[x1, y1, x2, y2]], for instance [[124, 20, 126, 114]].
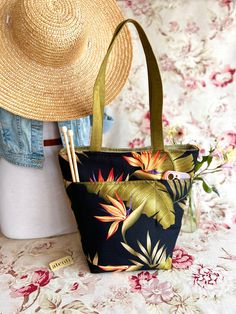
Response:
[[1, 227, 236, 313], [1, 0, 236, 313]]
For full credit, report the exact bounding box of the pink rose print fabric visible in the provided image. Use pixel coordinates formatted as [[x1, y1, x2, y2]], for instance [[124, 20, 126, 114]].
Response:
[[129, 271, 174, 304], [129, 271, 158, 292], [10, 269, 53, 298], [1, 0, 236, 313], [210, 65, 235, 87], [172, 246, 194, 269], [192, 264, 224, 288]]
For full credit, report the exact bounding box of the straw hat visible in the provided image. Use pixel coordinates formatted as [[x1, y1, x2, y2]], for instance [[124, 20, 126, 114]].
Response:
[[0, 0, 132, 121]]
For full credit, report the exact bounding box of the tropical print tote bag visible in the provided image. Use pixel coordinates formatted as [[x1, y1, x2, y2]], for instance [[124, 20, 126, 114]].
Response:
[[59, 19, 199, 273]]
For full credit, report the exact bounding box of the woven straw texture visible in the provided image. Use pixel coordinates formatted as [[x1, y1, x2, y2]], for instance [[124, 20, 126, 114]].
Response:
[[0, 0, 132, 121]]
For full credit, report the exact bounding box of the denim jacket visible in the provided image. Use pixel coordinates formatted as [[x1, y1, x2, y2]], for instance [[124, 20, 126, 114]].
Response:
[[0, 108, 113, 168]]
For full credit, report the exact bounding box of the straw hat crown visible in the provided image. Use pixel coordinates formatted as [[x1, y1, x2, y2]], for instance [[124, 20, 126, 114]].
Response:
[[11, 0, 88, 67], [0, 0, 132, 121]]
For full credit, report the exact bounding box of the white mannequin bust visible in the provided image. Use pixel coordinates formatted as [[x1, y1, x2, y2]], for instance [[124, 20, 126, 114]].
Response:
[[0, 122, 78, 239]]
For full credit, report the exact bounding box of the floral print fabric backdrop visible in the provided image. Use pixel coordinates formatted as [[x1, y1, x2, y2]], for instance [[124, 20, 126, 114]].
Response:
[[1, 0, 236, 313]]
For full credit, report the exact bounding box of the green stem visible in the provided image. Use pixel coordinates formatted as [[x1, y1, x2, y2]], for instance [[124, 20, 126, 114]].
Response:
[[195, 163, 224, 179], [189, 187, 193, 231], [187, 185, 197, 232]]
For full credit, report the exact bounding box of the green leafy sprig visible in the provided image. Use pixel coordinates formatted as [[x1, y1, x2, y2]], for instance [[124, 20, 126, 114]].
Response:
[[193, 147, 226, 196]]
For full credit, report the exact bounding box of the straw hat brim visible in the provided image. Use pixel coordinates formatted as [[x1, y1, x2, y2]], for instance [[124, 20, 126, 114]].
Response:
[[0, 0, 132, 121]]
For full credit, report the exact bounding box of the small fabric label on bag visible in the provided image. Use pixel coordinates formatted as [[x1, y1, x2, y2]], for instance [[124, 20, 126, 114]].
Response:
[[49, 255, 74, 271]]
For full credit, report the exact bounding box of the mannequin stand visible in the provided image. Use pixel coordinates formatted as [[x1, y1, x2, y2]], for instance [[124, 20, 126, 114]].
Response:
[[0, 122, 78, 239]]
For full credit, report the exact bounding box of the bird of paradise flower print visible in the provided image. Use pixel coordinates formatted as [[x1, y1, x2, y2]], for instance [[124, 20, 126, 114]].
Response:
[[94, 193, 131, 239], [123, 151, 168, 180], [90, 168, 124, 182]]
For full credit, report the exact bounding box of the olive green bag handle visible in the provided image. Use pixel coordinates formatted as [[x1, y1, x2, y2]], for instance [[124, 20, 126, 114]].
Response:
[[90, 19, 164, 151]]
